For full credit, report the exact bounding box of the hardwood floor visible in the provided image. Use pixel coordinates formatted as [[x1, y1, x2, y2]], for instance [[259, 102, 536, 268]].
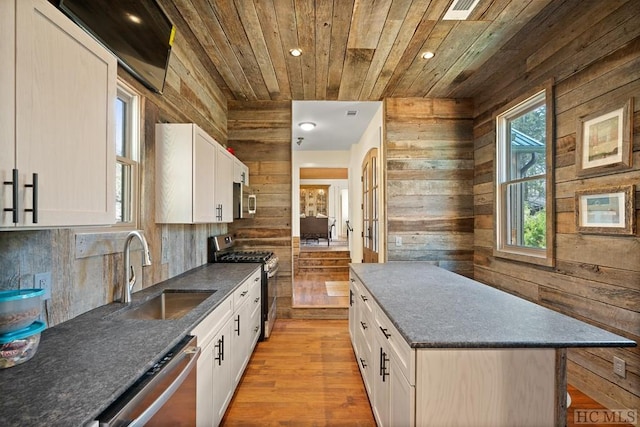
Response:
[[222, 319, 632, 427], [220, 319, 375, 426]]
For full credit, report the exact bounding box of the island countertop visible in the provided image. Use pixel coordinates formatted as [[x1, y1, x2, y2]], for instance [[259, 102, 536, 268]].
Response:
[[0, 262, 261, 427], [350, 262, 636, 349]]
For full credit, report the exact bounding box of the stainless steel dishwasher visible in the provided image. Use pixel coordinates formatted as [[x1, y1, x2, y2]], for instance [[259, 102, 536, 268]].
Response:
[[94, 335, 200, 426]]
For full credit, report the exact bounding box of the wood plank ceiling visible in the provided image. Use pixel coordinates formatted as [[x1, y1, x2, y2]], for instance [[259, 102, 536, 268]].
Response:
[[159, 0, 587, 102]]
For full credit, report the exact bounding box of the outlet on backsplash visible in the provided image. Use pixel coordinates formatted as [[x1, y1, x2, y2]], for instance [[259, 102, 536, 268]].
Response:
[[34, 272, 52, 300]]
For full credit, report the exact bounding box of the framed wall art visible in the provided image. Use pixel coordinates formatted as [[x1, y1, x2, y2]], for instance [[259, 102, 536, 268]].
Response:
[[575, 98, 633, 177], [575, 185, 635, 235]]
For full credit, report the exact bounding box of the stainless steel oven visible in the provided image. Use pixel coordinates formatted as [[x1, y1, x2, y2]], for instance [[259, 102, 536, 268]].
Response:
[[208, 234, 278, 339], [95, 335, 200, 426]]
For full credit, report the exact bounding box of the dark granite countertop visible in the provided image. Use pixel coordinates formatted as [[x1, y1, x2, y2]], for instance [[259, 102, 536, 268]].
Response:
[[0, 262, 261, 427], [350, 262, 636, 349]]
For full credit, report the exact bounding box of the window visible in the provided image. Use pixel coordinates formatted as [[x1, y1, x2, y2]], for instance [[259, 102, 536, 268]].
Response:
[[115, 81, 140, 227], [495, 84, 554, 266]]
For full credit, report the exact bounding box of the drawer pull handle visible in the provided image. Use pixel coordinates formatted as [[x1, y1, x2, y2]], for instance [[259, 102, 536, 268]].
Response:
[[360, 321, 367, 330], [3, 169, 18, 223], [241, 290, 248, 297], [360, 294, 368, 302], [359, 358, 367, 369], [254, 297, 260, 303], [24, 173, 38, 223], [380, 326, 391, 339]]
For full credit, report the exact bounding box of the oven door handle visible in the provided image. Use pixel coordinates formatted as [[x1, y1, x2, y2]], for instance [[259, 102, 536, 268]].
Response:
[[127, 345, 201, 427], [267, 265, 279, 278]]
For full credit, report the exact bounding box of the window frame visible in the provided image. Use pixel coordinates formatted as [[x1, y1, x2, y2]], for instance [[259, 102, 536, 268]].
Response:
[[494, 82, 555, 267], [114, 80, 141, 229]]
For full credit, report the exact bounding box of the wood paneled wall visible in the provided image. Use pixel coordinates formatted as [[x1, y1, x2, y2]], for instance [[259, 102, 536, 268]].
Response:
[[385, 98, 475, 277], [472, 3, 640, 410], [227, 101, 294, 318]]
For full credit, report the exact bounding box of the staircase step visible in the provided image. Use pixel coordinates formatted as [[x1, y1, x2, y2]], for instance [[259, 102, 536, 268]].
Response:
[[298, 258, 351, 267], [299, 250, 351, 259], [298, 266, 350, 274]]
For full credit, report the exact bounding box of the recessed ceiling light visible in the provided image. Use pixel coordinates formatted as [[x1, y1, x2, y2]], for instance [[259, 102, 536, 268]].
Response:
[[289, 48, 302, 57], [421, 51, 435, 59], [299, 122, 316, 131], [126, 13, 142, 24]]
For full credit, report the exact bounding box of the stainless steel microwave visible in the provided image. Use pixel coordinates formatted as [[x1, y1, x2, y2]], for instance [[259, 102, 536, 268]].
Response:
[[233, 182, 256, 219]]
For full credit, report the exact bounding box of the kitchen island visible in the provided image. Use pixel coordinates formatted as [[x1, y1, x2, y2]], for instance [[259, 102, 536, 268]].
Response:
[[0, 262, 261, 426], [349, 262, 636, 427]]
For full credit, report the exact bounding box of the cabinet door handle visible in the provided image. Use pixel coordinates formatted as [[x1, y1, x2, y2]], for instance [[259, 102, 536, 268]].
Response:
[[235, 314, 240, 335], [349, 290, 354, 306], [360, 294, 368, 302], [254, 297, 260, 303], [380, 348, 389, 382], [3, 169, 18, 223], [360, 321, 367, 330], [379, 326, 391, 339], [254, 277, 260, 282], [214, 336, 224, 365], [359, 358, 367, 369], [254, 325, 259, 333], [24, 173, 38, 223], [241, 290, 248, 297]]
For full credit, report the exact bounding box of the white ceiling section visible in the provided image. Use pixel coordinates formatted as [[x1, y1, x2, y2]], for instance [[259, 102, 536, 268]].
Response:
[[292, 101, 382, 151]]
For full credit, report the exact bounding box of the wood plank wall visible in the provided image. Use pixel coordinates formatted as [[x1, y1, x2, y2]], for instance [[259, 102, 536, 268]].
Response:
[[227, 101, 294, 318], [385, 98, 475, 277], [472, 2, 640, 410]]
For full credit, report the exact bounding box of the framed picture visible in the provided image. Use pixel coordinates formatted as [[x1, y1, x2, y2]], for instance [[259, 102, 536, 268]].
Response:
[[575, 98, 633, 176], [575, 185, 635, 235]]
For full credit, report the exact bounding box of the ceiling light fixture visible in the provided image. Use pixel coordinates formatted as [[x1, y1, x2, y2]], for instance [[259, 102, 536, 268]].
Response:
[[289, 48, 302, 57], [298, 122, 316, 131], [421, 51, 435, 59], [126, 13, 142, 24]]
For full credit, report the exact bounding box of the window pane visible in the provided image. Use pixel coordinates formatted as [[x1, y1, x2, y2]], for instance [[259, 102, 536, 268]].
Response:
[[507, 105, 546, 179], [115, 97, 126, 157], [505, 179, 546, 249], [116, 162, 131, 223]]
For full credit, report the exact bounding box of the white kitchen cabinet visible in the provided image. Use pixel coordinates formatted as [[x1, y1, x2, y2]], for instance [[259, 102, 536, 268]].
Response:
[[155, 123, 235, 224], [1, 0, 116, 228], [231, 269, 261, 387], [371, 312, 414, 427], [349, 271, 415, 427], [193, 267, 261, 426], [156, 123, 216, 224], [349, 276, 374, 397], [233, 158, 249, 186], [215, 146, 234, 223], [193, 297, 233, 427]]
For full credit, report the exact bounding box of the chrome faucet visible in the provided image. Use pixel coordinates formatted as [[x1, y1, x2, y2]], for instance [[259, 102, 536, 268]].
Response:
[[122, 230, 152, 303]]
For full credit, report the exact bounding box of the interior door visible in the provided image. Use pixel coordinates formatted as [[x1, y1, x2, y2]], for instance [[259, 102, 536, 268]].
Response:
[[362, 148, 379, 263]]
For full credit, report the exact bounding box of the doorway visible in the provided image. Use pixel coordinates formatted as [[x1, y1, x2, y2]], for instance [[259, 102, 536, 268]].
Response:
[[291, 100, 384, 309]]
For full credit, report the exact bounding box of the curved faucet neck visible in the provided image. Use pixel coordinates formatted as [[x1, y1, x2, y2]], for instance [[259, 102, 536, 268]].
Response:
[[122, 231, 152, 303]]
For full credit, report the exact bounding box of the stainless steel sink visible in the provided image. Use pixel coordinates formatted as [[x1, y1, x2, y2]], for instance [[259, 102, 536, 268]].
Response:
[[116, 290, 216, 320]]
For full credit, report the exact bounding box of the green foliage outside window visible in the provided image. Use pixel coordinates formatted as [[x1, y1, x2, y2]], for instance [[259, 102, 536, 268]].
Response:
[[524, 205, 546, 248]]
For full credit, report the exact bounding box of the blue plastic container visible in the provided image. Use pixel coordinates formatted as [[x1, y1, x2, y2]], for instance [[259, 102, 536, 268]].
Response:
[[0, 321, 46, 369], [0, 289, 44, 334]]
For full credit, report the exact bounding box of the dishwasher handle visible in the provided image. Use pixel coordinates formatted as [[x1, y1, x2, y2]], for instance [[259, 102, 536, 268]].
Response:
[[128, 344, 200, 427]]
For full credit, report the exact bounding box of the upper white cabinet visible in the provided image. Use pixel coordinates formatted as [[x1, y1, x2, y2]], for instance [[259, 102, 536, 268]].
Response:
[[156, 123, 236, 224], [215, 146, 234, 223], [1, 0, 117, 228], [156, 124, 216, 223], [233, 158, 249, 186]]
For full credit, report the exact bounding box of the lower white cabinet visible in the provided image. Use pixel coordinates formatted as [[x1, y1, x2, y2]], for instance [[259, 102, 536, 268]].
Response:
[[350, 269, 558, 427], [192, 268, 262, 427], [349, 272, 415, 427]]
